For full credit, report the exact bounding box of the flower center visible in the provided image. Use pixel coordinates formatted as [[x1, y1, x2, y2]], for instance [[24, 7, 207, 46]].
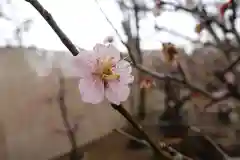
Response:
[[95, 56, 120, 81]]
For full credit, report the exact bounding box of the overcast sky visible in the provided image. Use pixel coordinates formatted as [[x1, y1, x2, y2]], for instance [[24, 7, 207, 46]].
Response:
[[0, 0, 236, 53]]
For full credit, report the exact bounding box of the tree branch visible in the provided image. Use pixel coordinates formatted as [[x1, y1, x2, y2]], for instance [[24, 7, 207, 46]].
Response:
[[155, 25, 202, 44], [58, 76, 82, 160], [95, 1, 214, 100], [94, 0, 137, 65], [111, 103, 180, 159], [114, 128, 193, 160]]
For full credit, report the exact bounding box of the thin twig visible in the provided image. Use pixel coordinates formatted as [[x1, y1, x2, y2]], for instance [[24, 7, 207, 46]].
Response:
[[94, 0, 137, 65], [229, 0, 240, 45], [177, 61, 187, 83], [204, 93, 231, 110], [223, 55, 240, 73], [158, 1, 240, 101], [111, 104, 171, 159], [132, 0, 142, 63], [155, 121, 228, 159], [136, 64, 213, 99], [127, 62, 192, 96], [189, 126, 227, 160], [155, 25, 201, 44], [114, 128, 148, 146], [159, 0, 238, 60], [111, 104, 192, 160], [114, 128, 193, 160], [94, 1, 214, 100], [58, 76, 81, 159], [24, 1, 170, 158]]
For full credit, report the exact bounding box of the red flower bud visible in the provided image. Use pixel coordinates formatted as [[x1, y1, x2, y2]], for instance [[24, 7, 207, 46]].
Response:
[[219, 0, 232, 18], [140, 77, 155, 89]]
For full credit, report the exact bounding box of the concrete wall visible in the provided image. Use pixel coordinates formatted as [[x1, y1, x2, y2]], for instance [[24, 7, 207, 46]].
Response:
[[0, 47, 165, 160]]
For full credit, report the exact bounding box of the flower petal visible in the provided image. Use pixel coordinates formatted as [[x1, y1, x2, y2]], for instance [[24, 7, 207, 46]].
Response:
[[114, 60, 134, 84], [93, 43, 120, 62], [105, 81, 130, 105], [72, 50, 96, 78], [79, 77, 104, 104]]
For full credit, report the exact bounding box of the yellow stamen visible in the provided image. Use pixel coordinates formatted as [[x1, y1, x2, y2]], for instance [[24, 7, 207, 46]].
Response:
[[195, 23, 203, 33], [102, 74, 120, 81], [95, 56, 120, 81]]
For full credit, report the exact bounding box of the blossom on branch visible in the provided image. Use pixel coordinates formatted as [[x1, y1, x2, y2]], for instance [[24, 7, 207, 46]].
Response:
[[140, 76, 156, 89], [73, 44, 134, 105]]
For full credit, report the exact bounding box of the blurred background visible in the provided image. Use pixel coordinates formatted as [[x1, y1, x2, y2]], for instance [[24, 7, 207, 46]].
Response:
[[0, 0, 240, 160]]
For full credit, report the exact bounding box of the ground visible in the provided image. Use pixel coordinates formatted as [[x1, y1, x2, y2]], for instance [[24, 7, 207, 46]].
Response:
[[52, 112, 240, 160], [52, 130, 153, 160]]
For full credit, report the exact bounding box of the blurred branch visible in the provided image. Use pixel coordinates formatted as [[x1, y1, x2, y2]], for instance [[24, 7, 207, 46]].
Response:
[[25, 1, 174, 158], [115, 128, 148, 145], [157, 1, 240, 104], [204, 93, 231, 110], [132, 0, 142, 62], [58, 76, 82, 160], [23, 0, 214, 113], [175, 94, 192, 110], [202, 57, 240, 110], [117, 0, 151, 12], [156, 121, 228, 159], [94, 0, 137, 65], [159, 0, 240, 45], [0, 2, 12, 21], [137, 65, 213, 99], [177, 62, 188, 83], [132, 0, 147, 120], [111, 104, 172, 159], [24, 0, 238, 158], [204, 55, 240, 109], [95, 0, 214, 100], [229, 0, 240, 44], [114, 128, 193, 160], [158, 0, 239, 63], [189, 126, 227, 159], [155, 25, 202, 44], [26, 0, 232, 104], [14, 19, 33, 46], [223, 54, 240, 73]]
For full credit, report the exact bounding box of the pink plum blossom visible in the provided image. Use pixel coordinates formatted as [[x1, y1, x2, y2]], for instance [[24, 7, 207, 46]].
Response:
[[73, 43, 134, 105]]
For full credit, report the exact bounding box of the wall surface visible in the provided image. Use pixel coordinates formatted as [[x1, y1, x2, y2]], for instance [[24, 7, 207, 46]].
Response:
[[0, 47, 235, 160]]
